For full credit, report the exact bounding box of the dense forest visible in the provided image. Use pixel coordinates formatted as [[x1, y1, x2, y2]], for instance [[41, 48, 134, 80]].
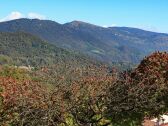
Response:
[[0, 32, 100, 67], [0, 52, 168, 126]]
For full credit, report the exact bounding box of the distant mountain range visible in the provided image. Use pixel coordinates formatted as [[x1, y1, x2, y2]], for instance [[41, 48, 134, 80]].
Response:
[[0, 18, 168, 63]]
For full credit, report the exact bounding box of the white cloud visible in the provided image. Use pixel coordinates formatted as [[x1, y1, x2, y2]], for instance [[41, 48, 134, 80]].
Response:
[[0, 11, 24, 22], [28, 13, 46, 20], [0, 11, 46, 22], [102, 25, 108, 28], [110, 24, 117, 27], [102, 24, 117, 28]]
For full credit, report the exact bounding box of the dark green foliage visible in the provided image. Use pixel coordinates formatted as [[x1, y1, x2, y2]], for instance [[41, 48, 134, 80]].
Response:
[[0, 32, 98, 67]]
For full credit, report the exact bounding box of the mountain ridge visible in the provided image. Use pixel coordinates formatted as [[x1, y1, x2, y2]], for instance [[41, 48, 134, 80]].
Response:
[[1, 18, 168, 63]]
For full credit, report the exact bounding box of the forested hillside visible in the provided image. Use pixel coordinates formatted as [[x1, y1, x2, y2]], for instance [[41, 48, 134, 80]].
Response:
[[0, 32, 98, 67]]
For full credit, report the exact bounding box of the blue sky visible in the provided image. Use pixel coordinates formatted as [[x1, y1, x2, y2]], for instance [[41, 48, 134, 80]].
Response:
[[0, 0, 168, 33]]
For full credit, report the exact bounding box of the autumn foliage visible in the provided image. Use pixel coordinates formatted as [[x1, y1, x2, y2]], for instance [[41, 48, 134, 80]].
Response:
[[0, 52, 168, 126], [106, 52, 168, 125]]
